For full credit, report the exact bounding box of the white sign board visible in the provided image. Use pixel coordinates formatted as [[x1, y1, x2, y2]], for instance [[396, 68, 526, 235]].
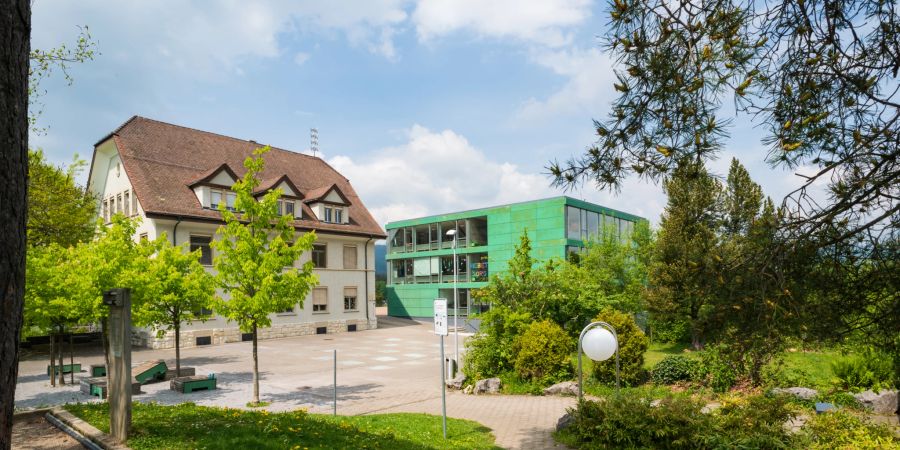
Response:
[[433, 298, 448, 336]]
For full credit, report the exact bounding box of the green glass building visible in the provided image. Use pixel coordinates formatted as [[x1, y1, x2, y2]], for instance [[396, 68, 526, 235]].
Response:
[[384, 196, 645, 318]]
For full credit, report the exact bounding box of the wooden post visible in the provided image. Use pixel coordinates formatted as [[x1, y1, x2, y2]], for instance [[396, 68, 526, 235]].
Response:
[[105, 288, 132, 443]]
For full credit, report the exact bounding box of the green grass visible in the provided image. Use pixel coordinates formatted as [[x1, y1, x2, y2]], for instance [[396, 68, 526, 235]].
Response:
[[65, 402, 500, 450], [763, 348, 839, 390], [644, 342, 694, 369]]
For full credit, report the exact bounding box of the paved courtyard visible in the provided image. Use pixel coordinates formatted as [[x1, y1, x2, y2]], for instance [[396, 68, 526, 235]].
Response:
[[15, 315, 572, 449]]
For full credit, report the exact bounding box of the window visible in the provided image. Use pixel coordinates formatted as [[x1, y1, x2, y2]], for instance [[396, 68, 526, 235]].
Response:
[[343, 245, 358, 269], [313, 287, 327, 312], [277, 304, 295, 314], [587, 211, 600, 238], [102, 199, 108, 222], [285, 201, 295, 217], [124, 191, 131, 215], [225, 192, 236, 211], [312, 243, 327, 268], [193, 307, 213, 317], [211, 190, 222, 209], [132, 190, 138, 214], [566, 206, 580, 239], [190, 235, 213, 265], [324, 207, 333, 223], [117, 194, 123, 214], [343, 287, 358, 311], [334, 208, 343, 223], [139, 233, 148, 242]]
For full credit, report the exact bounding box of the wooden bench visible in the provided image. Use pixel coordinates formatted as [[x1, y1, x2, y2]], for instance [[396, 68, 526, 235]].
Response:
[[46, 363, 81, 376], [80, 376, 142, 397], [89, 364, 106, 377], [163, 367, 196, 380], [170, 375, 217, 393], [133, 359, 168, 384]]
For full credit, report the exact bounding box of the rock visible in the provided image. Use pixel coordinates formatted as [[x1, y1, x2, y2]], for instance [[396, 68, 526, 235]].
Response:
[[556, 412, 575, 432], [784, 414, 810, 434], [771, 387, 818, 401], [543, 381, 579, 396], [474, 377, 501, 394], [462, 385, 474, 395], [701, 402, 722, 414], [853, 390, 898, 415], [650, 399, 662, 408], [446, 373, 466, 390]]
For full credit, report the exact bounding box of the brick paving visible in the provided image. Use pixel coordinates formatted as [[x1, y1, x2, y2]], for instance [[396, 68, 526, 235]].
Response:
[[15, 315, 573, 449]]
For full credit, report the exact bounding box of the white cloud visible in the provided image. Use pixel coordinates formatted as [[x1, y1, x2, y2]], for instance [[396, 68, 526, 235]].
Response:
[[412, 0, 592, 47], [329, 124, 665, 226], [515, 47, 617, 122], [293, 52, 311, 66]]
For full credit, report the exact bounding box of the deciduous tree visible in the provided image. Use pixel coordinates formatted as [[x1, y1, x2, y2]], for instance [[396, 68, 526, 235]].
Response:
[[212, 147, 318, 406], [27, 149, 95, 247]]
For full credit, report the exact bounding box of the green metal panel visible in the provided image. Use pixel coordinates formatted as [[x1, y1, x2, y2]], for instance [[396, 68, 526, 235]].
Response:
[[385, 196, 643, 317]]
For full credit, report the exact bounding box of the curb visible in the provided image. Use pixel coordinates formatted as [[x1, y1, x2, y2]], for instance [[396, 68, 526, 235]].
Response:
[[47, 407, 131, 450]]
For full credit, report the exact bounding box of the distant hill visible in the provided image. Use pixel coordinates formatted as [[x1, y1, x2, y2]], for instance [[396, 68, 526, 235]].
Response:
[[375, 243, 386, 280]]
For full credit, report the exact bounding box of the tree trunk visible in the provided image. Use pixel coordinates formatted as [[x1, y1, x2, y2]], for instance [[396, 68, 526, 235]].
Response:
[[56, 332, 65, 385], [69, 332, 74, 384], [252, 322, 259, 405], [0, 1, 31, 447], [174, 319, 181, 378], [49, 332, 55, 387]]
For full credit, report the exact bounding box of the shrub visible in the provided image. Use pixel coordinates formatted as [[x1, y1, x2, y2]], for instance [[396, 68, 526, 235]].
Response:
[[513, 320, 573, 384], [590, 308, 649, 386], [651, 355, 701, 385], [557, 394, 797, 450], [697, 344, 738, 393], [559, 395, 709, 449], [463, 305, 531, 379], [830, 349, 895, 392], [798, 410, 899, 450]]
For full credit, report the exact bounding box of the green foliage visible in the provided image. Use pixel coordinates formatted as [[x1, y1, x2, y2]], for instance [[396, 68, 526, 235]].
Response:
[[211, 146, 318, 404], [463, 305, 531, 379], [513, 320, 573, 384], [65, 402, 500, 450], [591, 308, 649, 386], [212, 146, 318, 333], [696, 344, 738, 393], [558, 394, 796, 450], [25, 244, 82, 332], [830, 349, 896, 392], [27, 149, 95, 248], [135, 240, 215, 332], [29, 26, 98, 132], [651, 355, 701, 385], [797, 410, 900, 450]]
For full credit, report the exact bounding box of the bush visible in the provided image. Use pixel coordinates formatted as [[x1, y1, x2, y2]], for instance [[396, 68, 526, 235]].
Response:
[[830, 349, 895, 392], [557, 394, 795, 449], [797, 410, 899, 450], [651, 355, 701, 385], [697, 344, 738, 393], [590, 308, 649, 386], [513, 320, 573, 384], [559, 395, 708, 449], [463, 306, 531, 379]]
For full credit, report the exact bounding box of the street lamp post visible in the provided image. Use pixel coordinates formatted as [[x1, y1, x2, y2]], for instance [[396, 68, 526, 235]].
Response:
[[577, 321, 619, 402], [445, 227, 459, 373]]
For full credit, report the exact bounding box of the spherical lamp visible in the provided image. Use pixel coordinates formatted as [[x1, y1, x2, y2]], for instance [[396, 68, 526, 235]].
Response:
[[581, 327, 617, 361]]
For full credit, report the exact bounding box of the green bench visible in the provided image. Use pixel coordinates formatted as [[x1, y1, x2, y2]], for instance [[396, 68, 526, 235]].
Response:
[[46, 363, 81, 376], [170, 375, 217, 393], [80, 376, 142, 397], [90, 364, 106, 377], [133, 359, 168, 384]]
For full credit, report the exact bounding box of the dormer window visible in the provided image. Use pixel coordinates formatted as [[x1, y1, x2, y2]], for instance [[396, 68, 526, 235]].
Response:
[[334, 208, 342, 223], [324, 207, 333, 223], [210, 188, 236, 211], [277, 199, 296, 217]]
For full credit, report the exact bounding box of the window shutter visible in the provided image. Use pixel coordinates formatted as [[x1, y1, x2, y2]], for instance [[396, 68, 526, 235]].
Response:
[[343, 245, 358, 269], [344, 287, 357, 298]]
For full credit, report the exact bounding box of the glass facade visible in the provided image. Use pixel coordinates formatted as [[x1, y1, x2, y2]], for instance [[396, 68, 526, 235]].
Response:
[[566, 205, 636, 241]]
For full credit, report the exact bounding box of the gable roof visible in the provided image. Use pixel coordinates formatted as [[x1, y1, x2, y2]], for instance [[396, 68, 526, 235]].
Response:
[[188, 163, 238, 187], [100, 116, 385, 238], [304, 184, 350, 206], [254, 174, 303, 199]]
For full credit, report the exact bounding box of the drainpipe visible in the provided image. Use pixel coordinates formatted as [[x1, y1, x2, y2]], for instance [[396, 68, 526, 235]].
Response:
[[172, 216, 183, 245], [364, 236, 373, 327]]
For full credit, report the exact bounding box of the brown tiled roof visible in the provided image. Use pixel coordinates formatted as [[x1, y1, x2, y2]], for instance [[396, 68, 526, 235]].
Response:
[[304, 184, 350, 205], [105, 116, 386, 238]]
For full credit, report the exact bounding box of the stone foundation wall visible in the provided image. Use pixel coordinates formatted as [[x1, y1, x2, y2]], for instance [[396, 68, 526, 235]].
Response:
[[133, 317, 376, 350]]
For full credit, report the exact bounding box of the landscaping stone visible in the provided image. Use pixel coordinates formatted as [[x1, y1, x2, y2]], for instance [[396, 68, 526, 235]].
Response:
[[556, 412, 574, 431], [474, 378, 501, 394], [462, 385, 474, 395], [446, 373, 466, 390], [852, 390, 898, 415], [701, 402, 721, 414], [771, 387, 818, 400], [543, 381, 579, 396]]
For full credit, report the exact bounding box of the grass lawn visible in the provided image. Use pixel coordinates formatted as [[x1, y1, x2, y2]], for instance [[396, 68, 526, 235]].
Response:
[[65, 402, 500, 450], [764, 348, 839, 390], [643, 341, 693, 368]]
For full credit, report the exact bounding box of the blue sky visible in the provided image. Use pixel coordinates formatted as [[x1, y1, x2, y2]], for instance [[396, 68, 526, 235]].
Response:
[[31, 0, 820, 227]]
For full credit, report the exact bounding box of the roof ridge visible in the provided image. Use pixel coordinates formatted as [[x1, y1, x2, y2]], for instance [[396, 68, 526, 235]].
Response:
[[127, 116, 323, 161]]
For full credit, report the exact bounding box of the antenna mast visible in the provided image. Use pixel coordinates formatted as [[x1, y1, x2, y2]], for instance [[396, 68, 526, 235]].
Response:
[[310, 128, 319, 157]]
